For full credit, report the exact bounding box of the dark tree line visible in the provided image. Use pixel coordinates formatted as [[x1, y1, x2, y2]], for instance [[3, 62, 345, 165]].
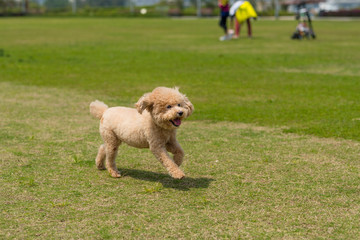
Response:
[[0, 0, 31, 14], [44, 0, 69, 9], [42, 0, 128, 10]]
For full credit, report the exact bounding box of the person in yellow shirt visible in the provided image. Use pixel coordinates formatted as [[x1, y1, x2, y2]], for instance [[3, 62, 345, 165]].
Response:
[[230, 1, 257, 38]]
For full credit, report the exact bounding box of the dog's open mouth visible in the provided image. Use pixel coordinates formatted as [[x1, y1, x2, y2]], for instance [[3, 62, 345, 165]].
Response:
[[170, 118, 182, 127]]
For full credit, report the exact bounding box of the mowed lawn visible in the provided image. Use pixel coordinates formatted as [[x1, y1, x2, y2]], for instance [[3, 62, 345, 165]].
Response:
[[1, 18, 360, 239], [0, 17, 359, 140]]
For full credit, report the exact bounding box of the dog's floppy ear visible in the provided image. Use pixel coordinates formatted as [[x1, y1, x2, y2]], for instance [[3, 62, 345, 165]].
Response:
[[184, 95, 194, 117], [136, 93, 153, 114]]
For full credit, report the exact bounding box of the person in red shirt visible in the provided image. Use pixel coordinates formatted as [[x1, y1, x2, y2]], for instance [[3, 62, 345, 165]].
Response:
[[218, 0, 230, 41]]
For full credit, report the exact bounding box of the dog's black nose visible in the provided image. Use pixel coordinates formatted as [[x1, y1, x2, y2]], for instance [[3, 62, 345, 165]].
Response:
[[178, 111, 183, 116]]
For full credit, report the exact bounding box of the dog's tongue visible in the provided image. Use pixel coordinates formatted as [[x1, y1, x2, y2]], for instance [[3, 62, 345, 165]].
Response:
[[174, 118, 182, 126]]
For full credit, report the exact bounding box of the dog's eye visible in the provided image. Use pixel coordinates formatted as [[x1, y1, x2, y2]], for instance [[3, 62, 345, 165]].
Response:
[[177, 104, 181, 107], [167, 105, 172, 109]]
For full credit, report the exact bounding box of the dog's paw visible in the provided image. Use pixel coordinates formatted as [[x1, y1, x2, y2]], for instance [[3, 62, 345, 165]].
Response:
[[109, 170, 121, 178], [95, 158, 106, 170], [171, 170, 185, 179], [96, 164, 106, 170]]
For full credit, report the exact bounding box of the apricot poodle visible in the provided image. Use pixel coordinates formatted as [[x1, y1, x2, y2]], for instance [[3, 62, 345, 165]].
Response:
[[90, 87, 194, 179]]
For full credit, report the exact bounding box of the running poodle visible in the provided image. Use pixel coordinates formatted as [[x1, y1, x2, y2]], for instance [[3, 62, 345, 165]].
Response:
[[90, 87, 194, 179]]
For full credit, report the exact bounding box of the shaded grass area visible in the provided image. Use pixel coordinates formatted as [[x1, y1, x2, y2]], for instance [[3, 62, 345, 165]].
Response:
[[1, 82, 360, 239], [0, 18, 360, 140]]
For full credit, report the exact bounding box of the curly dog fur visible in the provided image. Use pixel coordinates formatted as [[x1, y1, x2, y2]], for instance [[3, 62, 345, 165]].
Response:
[[90, 87, 194, 179]]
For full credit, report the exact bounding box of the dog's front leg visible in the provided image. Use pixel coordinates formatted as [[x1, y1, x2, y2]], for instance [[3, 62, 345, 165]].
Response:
[[166, 141, 184, 167], [150, 146, 185, 179]]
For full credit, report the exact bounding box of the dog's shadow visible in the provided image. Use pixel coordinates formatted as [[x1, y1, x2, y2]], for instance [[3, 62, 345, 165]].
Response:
[[120, 168, 214, 191]]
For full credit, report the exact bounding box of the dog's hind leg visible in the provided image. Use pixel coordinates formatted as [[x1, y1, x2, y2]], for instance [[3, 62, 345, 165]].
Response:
[[105, 143, 121, 178], [101, 129, 121, 178], [95, 144, 106, 170]]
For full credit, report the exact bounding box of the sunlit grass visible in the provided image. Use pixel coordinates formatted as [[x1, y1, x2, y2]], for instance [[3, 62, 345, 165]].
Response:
[[1, 80, 360, 239], [0, 18, 359, 140], [1, 18, 360, 238]]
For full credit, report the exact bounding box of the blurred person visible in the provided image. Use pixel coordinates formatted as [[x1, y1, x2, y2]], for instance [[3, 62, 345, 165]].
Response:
[[229, 0, 257, 39], [291, 7, 316, 40], [292, 20, 310, 39], [218, 0, 231, 41]]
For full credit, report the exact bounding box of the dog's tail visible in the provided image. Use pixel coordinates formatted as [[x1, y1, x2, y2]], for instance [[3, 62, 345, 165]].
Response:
[[90, 100, 108, 119]]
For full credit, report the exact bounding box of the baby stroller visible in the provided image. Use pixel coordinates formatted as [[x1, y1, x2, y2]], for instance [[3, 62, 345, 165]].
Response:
[[291, 5, 316, 40]]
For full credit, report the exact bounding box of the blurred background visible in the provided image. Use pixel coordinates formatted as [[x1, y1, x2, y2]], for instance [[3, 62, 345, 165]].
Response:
[[1, 0, 360, 18]]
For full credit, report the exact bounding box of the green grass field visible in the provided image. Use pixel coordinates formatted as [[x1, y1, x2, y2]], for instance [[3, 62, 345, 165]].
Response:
[[1, 18, 360, 140], [1, 18, 360, 239]]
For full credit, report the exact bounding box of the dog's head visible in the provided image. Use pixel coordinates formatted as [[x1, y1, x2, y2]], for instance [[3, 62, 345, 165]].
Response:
[[136, 87, 194, 130]]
